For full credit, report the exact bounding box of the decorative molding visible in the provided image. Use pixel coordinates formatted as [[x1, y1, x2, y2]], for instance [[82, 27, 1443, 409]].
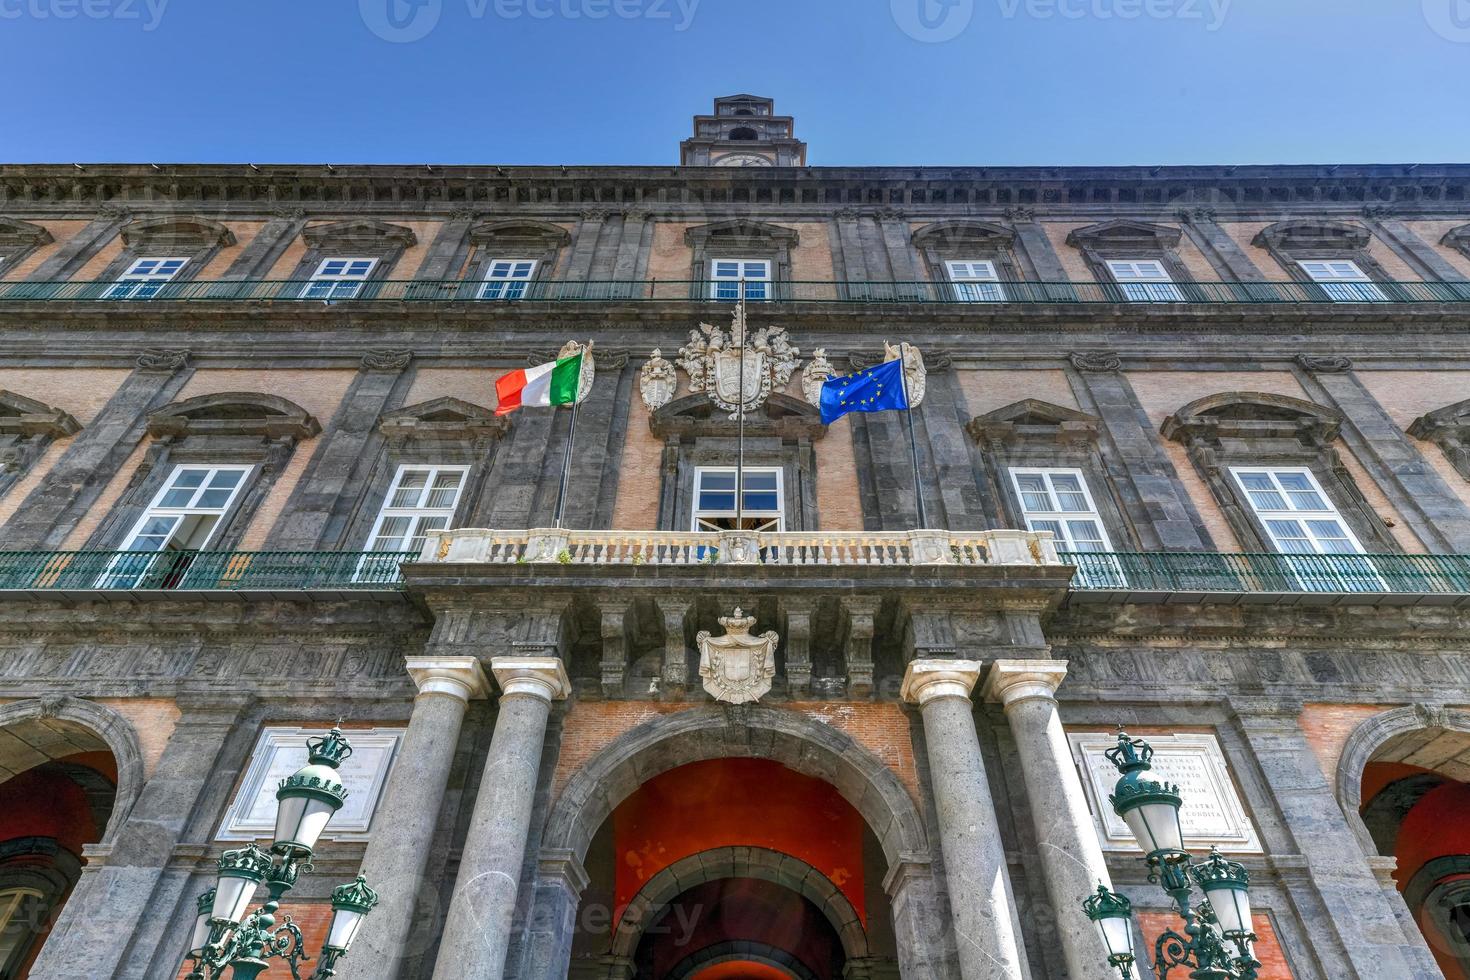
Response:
[[965, 398, 1101, 447], [302, 217, 417, 250], [1295, 354, 1353, 373], [1065, 218, 1183, 250], [1003, 207, 1036, 222], [135, 348, 190, 373], [0, 216, 54, 248], [490, 656, 571, 702], [0, 390, 81, 440], [361, 348, 413, 372], [979, 659, 1067, 706], [1252, 218, 1372, 252], [404, 655, 491, 701], [900, 658, 983, 706], [1408, 397, 1470, 481], [146, 392, 320, 441], [1067, 351, 1122, 373], [378, 397, 507, 443], [118, 215, 236, 250]]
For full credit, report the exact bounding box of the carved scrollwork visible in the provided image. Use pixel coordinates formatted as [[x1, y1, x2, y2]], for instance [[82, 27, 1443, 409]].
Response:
[[639, 349, 677, 412], [1295, 354, 1353, 373], [1068, 351, 1122, 373], [361, 349, 413, 372], [135, 349, 190, 373]]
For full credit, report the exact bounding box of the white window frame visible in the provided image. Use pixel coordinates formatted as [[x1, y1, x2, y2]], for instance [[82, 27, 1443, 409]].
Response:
[[1298, 260, 1387, 302], [945, 260, 1006, 302], [104, 256, 189, 299], [1010, 467, 1122, 587], [709, 259, 771, 301], [1229, 465, 1384, 592], [478, 258, 538, 300], [101, 463, 253, 588], [1105, 259, 1185, 302], [364, 464, 469, 554], [692, 466, 784, 532], [300, 257, 377, 300]]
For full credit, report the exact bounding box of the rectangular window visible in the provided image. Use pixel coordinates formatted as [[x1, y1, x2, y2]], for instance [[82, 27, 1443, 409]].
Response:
[[365, 465, 468, 554], [1105, 259, 1185, 302], [100, 464, 252, 588], [478, 259, 538, 300], [692, 466, 783, 532], [103, 257, 189, 299], [300, 258, 377, 300], [1010, 467, 1122, 587], [709, 259, 771, 301], [1298, 260, 1387, 302], [1230, 466, 1383, 591], [946, 260, 1006, 302]]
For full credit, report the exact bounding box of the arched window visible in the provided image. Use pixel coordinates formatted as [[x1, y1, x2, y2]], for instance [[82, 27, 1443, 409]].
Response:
[[728, 127, 759, 141]]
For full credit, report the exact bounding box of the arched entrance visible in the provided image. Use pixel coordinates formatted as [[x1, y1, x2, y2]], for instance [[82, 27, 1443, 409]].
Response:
[[0, 698, 141, 977], [530, 705, 948, 979], [1338, 705, 1470, 979]]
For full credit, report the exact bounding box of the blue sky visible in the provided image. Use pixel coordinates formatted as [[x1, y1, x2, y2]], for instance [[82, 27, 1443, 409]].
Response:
[[3, 0, 1468, 166]]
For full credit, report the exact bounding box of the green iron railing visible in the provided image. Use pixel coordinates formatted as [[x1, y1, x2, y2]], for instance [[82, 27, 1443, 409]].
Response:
[[3, 278, 1470, 305], [0, 550, 417, 592], [1059, 551, 1470, 595]]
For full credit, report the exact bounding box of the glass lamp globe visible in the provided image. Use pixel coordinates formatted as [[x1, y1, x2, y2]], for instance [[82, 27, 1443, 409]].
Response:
[[1082, 884, 1136, 977], [189, 888, 216, 953], [324, 874, 381, 953], [211, 845, 272, 925], [1105, 730, 1186, 859], [273, 727, 352, 858], [1193, 848, 1255, 938]]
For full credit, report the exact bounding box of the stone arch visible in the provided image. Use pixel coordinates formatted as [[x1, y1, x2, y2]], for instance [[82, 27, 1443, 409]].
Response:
[[610, 846, 869, 964], [1336, 704, 1470, 818], [146, 391, 320, 440], [670, 943, 815, 979], [0, 697, 145, 845], [118, 215, 236, 250], [544, 705, 927, 863]]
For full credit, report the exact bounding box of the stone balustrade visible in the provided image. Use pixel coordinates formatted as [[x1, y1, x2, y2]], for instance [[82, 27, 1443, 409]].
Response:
[[419, 527, 1061, 567]]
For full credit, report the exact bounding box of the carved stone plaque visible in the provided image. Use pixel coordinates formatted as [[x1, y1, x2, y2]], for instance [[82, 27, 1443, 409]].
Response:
[[218, 726, 404, 842], [1068, 732, 1261, 854]]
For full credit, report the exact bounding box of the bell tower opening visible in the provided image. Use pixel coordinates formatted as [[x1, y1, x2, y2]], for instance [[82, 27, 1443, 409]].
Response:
[[680, 96, 808, 167]]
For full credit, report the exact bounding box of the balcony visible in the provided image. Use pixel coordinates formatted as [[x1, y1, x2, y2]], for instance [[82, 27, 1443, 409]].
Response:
[[3, 278, 1469, 306], [0, 549, 416, 598], [1062, 550, 1470, 605]]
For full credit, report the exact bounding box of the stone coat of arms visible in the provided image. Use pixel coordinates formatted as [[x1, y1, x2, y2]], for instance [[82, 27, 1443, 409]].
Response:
[[697, 607, 779, 705], [677, 306, 800, 419]]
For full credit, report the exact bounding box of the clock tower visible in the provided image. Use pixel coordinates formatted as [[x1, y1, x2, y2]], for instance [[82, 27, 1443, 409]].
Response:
[[680, 95, 808, 167]]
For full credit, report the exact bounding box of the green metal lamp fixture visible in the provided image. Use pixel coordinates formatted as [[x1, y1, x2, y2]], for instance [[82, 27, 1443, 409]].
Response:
[[1080, 729, 1262, 980], [183, 727, 380, 980]]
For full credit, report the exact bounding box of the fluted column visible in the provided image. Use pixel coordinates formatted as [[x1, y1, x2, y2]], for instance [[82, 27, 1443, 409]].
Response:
[[901, 660, 1026, 980], [431, 657, 570, 980], [982, 660, 1128, 980], [352, 656, 490, 980]]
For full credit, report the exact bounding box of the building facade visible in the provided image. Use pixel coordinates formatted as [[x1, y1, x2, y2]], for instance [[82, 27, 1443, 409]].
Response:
[[0, 97, 1469, 979]]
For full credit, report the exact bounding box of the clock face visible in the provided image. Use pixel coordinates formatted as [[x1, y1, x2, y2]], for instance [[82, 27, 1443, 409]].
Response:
[[714, 153, 774, 168]]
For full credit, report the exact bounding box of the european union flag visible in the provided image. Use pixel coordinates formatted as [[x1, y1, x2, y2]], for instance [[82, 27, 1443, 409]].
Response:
[[819, 358, 911, 425]]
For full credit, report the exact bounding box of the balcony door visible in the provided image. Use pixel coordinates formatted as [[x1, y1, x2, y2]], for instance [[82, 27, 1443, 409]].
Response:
[[100, 464, 251, 588]]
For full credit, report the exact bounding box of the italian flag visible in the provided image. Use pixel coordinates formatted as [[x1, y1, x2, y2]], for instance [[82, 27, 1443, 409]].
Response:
[[495, 350, 585, 415]]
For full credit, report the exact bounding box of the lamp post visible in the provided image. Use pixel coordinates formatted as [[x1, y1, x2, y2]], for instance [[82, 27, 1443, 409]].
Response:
[[1080, 729, 1261, 980], [184, 727, 381, 980]]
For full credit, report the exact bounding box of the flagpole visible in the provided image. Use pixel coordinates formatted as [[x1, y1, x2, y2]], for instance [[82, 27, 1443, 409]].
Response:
[[736, 284, 746, 531], [897, 342, 928, 530], [552, 342, 586, 529]]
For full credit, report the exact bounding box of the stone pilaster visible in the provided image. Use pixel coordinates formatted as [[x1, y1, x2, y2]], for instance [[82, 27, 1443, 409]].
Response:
[[901, 660, 1026, 980], [655, 597, 688, 699], [219, 210, 306, 279], [598, 600, 627, 698], [1178, 209, 1267, 282], [1228, 697, 1441, 979], [783, 599, 814, 697], [432, 657, 570, 980], [28, 695, 252, 980], [2, 349, 193, 549], [352, 657, 490, 980], [982, 661, 1126, 980]]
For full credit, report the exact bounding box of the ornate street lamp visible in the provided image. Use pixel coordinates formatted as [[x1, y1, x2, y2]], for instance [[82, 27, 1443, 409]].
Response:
[[1080, 729, 1262, 980], [184, 727, 380, 980]]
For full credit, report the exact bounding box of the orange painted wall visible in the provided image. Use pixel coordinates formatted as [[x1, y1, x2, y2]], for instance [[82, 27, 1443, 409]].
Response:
[[0, 768, 100, 854], [612, 759, 865, 923], [692, 962, 792, 980]]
